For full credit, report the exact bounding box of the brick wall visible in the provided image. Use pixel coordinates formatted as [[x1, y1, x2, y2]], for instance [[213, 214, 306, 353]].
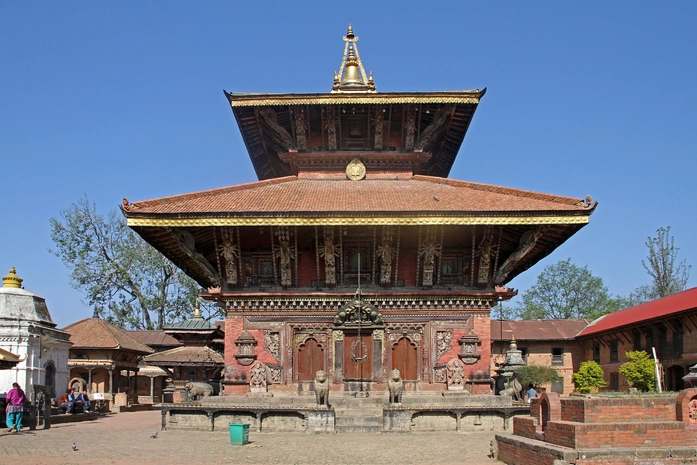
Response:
[[560, 396, 677, 423]]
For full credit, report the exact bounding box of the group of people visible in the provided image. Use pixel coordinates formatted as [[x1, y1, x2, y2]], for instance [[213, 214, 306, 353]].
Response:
[[57, 387, 92, 414]]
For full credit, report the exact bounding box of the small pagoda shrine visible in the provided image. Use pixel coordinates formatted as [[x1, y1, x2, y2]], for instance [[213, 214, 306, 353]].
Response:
[[122, 26, 596, 395]]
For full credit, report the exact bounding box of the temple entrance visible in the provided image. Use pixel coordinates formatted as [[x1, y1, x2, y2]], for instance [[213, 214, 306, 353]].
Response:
[[392, 337, 418, 381], [343, 334, 373, 380], [297, 338, 324, 381]]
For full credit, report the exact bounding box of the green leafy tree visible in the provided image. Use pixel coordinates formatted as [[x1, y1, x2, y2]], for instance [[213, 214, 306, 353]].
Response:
[[50, 196, 221, 329], [516, 258, 625, 320], [572, 361, 607, 393], [629, 227, 691, 305], [618, 350, 656, 392], [514, 365, 561, 388]]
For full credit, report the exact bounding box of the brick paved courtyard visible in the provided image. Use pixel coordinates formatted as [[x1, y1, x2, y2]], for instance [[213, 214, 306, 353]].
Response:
[[0, 409, 498, 465]]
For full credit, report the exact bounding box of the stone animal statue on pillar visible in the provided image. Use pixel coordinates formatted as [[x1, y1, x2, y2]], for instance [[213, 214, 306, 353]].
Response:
[[314, 370, 329, 409], [499, 377, 523, 401], [388, 369, 404, 405], [184, 382, 214, 401]]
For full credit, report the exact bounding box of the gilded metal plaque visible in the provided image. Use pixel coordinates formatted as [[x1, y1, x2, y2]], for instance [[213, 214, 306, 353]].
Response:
[[345, 158, 366, 181]]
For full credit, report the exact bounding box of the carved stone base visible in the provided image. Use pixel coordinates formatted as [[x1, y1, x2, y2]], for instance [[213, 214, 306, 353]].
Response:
[[306, 409, 335, 433], [246, 391, 273, 398], [383, 408, 411, 432]]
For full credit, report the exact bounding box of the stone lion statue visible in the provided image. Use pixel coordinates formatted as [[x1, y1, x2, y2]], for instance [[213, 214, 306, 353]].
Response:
[[314, 370, 329, 409], [499, 377, 523, 402], [184, 382, 214, 401], [388, 369, 404, 405]]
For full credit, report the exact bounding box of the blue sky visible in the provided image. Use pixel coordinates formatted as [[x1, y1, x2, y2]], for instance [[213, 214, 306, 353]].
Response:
[[2, 2, 695, 328]]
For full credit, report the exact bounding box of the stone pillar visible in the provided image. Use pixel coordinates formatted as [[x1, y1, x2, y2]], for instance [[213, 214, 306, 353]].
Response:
[[108, 368, 114, 398], [150, 376, 155, 404], [87, 368, 93, 393]]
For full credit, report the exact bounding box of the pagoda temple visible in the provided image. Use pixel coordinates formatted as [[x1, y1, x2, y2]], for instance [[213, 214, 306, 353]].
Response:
[[122, 26, 596, 395]]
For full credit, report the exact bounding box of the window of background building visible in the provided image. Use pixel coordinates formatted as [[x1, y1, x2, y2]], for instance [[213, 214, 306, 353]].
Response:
[[552, 348, 564, 366], [519, 347, 529, 363], [593, 342, 600, 363], [610, 372, 619, 391], [610, 340, 619, 363], [632, 328, 642, 351]]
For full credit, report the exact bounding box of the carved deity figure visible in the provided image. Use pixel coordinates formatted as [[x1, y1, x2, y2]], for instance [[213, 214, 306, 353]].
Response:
[[218, 235, 240, 285], [294, 108, 307, 150], [476, 227, 493, 284], [405, 107, 416, 150], [319, 228, 340, 286], [376, 228, 395, 286], [446, 358, 466, 391], [274, 239, 295, 287], [418, 228, 441, 287], [324, 107, 337, 150], [249, 361, 268, 392], [374, 107, 384, 149]]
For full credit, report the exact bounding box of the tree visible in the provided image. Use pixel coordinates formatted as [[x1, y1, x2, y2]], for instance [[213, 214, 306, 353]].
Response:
[[629, 227, 691, 305], [516, 258, 625, 320], [50, 196, 220, 329], [572, 361, 607, 393], [618, 350, 656, 392], [514, 365, 561, 389]]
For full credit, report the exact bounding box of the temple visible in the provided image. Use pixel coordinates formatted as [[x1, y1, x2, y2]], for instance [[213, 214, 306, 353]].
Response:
[[122, 26, 596, 396]]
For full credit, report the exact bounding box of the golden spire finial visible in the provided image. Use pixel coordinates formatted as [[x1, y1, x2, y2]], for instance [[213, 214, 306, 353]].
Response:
[[3, 267, 23, 289], [331, 25, 376, 93], [193, 301, 202, 319]]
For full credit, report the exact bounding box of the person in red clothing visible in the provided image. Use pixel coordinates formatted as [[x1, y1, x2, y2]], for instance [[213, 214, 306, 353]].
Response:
[[5, 382, 26, 432]]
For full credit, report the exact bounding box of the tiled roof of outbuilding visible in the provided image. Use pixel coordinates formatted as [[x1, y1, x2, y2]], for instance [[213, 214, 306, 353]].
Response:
[[63, 318, 154, 354], [491, 319, 590, 341], [125, 330, 182, 348], [577, 287, 697, 338], [143, 346, 224, 365]]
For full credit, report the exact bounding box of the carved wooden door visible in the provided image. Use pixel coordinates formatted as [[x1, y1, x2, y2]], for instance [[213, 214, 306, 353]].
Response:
[[343, 334, 373, 380], [391, 337, 418, 381], [297, 338, 324, 381]]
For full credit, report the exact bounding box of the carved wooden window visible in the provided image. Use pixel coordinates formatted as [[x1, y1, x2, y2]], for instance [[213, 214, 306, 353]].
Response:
[[552, 347, 564, 366], [342, 114, 369, 149], [243, 254, 275, 284], [439, 251, 470, 285]]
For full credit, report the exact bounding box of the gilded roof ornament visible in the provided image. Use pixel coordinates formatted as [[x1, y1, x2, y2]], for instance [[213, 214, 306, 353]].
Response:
[[346, 158, 366, 181], [2, 267, 23, 289], [332, 25, 376, 93]]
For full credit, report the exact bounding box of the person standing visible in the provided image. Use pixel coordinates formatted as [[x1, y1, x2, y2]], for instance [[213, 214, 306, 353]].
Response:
[[5, 382, 26, 433], [525, 383, 537, 403]]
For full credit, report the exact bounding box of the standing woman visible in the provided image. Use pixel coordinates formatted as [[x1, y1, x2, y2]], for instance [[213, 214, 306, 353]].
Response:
[[5, 382, 26, 432]]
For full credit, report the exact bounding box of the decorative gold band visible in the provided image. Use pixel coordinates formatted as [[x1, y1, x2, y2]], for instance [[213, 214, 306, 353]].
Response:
[[127, 215, 589, 227], [229, 94, 481, 107]]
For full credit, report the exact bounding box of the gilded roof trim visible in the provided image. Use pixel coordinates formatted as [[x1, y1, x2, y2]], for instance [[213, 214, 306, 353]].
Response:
[[225, 91, 484, 107], [127, 215, 590, 227]]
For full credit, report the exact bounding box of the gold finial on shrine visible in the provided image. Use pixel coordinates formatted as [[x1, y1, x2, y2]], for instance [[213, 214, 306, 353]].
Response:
[[3, 267, 23, 289], [331, 25, 376, 93], [193, 301, 202, 319]]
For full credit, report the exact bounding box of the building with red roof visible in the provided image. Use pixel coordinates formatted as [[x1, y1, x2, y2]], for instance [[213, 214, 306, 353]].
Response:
[[576, 287, 697, 391], [121, 27, 596, 395]]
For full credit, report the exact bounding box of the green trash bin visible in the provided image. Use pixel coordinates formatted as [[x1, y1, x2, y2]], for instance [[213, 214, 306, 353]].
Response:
[[229, 423, 250, 445]]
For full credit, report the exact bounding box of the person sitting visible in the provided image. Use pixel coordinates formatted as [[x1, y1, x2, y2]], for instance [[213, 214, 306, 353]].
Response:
[[81, 390, 92, 413], [57, 389, 72, 413], [525, 383, 537, 403], [67, 387, 87, 414]]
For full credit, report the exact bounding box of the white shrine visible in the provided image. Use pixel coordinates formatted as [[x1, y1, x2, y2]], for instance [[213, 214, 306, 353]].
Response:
[[0, 268, 72, 398]]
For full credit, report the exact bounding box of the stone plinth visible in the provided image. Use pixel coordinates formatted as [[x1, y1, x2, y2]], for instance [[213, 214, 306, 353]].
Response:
[[382, 408, 411, 432], [306, 409, 335, 433]]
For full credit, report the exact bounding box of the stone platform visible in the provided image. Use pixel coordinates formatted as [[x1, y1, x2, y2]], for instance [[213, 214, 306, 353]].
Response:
[[161, 391, 529, 433]]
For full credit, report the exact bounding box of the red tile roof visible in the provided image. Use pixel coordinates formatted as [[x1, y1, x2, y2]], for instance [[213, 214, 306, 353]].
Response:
[[490, 319, 590, 341], [577, 287, 697, 338], [63, 318, 154, 354], [143, 346, 224, 365], [123, 175, 594, 217]]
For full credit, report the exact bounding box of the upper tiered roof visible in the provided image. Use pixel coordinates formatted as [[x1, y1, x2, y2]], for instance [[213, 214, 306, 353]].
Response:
[[225, 25, 485, 180]]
